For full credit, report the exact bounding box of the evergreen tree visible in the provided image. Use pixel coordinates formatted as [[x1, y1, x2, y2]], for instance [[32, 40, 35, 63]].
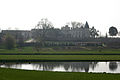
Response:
[[109, 26, 118, 36], [90, 26, 99, 38], [84, 21, 89, 28], [105, 33, 108, 38]]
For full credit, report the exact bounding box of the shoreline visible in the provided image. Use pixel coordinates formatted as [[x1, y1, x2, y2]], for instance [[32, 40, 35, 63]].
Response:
[[0, 59, 120, 63], [0, 53, 120, 55]]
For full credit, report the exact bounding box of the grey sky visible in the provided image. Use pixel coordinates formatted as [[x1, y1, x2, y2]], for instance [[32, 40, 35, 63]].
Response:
[[0, 0, 120, 35]]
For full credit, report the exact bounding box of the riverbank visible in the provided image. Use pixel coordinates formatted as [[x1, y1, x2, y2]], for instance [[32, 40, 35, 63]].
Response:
[[0, 68, 120, 80], [0, 47, 120, 54], [0, 47, 120, 62], [0, 55, 120, 62]]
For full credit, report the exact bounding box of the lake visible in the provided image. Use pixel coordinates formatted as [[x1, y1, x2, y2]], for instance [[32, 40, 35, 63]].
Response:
[[0, 61, 120, 73]]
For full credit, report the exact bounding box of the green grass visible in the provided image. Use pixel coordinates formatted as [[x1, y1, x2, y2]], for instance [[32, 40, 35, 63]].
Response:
[[0, 47, 120, 54], [0, 68, 120, 80], [0, 55, 120, 60], [0, 47, 120, 61]]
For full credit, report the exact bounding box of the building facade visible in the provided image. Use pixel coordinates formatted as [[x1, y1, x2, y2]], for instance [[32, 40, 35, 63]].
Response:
[[61, 25, 90, 39], [31, 24, 91, 41], [1, 30, 32, 42], [1, 23, 91, 42]]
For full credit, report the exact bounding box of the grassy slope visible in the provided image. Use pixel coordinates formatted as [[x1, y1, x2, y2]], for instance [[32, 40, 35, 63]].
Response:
[[0, 55, 120, 60], [0, 47, 120, 61], [0, 68, 120, 80], [0, 47, 120, 54]]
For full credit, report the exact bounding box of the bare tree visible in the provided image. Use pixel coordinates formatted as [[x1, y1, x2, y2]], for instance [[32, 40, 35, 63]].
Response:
[[33, 18, 54, 51], [70, 21, 84, 29]]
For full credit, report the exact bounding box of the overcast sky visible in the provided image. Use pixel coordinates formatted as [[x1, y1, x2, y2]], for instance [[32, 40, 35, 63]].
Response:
[[0, 0, 120, 35]]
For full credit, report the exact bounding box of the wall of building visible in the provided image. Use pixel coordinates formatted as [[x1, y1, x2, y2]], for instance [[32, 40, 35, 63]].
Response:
[[1, 30, 32, 42], [31, 25, 91, 41]]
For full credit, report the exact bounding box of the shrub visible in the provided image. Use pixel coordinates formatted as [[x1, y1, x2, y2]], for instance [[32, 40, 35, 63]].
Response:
[[5, 34, 16, 50]]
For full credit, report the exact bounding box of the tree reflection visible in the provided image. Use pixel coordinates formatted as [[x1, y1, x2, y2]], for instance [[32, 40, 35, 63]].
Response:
[[0, 63, 22, 69], [0, 62, 98, 72], [32, 62, 98, 72], [1, 62, 120, 73], [109, 62, 118, 71], [63, 62, 98, 72], [33, 62, 61, 71]]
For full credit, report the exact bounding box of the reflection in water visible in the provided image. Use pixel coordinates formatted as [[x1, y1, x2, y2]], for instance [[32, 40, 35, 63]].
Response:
[[0, 61, 120, 73], [109, 62, 118, 71], [32, 62, 97, 72]]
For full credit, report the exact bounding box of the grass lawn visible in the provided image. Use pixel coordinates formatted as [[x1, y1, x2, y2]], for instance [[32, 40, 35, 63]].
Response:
[[0, 47, 120, 54], [0, 68, 120, 80], [0, 55, 120, 61], [0, 47, 120, 61]]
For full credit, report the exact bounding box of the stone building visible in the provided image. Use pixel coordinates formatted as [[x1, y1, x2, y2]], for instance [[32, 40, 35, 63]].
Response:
[[1, 30, 32, 42], [1, 21, 91, 42], [0, 33, 2, 43], [61, 24, 90, 39], [71, 28, 90, 39], [31, 23, 91, 41], [61, 25, 71, 38], [31, 28, 62, 41]]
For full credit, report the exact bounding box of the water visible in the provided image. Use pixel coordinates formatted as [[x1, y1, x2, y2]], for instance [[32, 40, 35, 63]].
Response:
[[0, 61, 120, 73]]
